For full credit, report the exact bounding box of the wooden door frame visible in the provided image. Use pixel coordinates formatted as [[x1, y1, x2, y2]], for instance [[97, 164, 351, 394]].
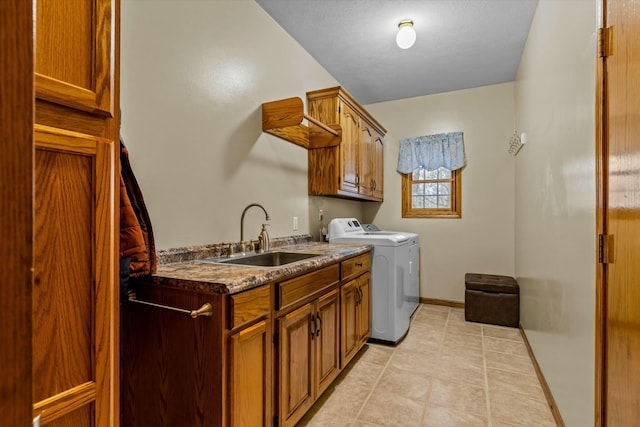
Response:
[[0, 0, 34, 425], [595, 0, 607, 425]]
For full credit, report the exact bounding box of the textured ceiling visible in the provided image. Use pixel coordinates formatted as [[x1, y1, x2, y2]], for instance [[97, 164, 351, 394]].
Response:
[[256, 0, 539, 104]]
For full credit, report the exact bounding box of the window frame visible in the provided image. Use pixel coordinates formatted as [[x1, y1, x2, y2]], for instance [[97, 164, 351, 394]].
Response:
[[401, 167, 462, 218]]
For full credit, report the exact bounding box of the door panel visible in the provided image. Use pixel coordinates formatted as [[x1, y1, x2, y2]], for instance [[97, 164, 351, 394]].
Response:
[[279, 304, 314, 426], [339, 102, 359, 194], [359, 123, 373, 196], [35, 0, 113, 115], [33, 125, 115, 425], [316, 290, 339, 396], [357, 275, 371, 342], [602, 0, 640, 425], [340, 280, 358, 367], [229, 319, 271, 427]]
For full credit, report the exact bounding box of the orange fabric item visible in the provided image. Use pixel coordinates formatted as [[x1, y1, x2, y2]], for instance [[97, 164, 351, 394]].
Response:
[[120, 140, 156, 277]]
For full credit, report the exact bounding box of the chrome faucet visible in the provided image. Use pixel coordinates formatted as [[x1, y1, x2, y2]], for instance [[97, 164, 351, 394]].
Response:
[[240, 203, 270, 243]]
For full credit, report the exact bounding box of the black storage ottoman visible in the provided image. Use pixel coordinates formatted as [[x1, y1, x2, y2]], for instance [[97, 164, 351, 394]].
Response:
[[465, 273, 519, 327]]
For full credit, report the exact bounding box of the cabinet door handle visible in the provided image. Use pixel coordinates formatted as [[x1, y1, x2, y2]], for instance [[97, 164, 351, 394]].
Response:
[[357, 288, 363, 305], [315, 313, 322, 338], [355, 175, 360, 187], [355, 288, 360, 305], [355, 262, 363, 267], [310, 314, 317, 339]]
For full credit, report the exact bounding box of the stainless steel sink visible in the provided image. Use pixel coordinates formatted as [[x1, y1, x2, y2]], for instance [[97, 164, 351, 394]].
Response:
[[198, 251, 321, 267]]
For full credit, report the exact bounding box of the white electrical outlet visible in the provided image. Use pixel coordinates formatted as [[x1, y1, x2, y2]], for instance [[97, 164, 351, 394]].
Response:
[[292, 216, 298, 230]]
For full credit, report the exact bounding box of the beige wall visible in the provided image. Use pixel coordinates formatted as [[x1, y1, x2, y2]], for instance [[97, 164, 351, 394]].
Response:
[[363, 83, 516, 302], [514, 1, 596, 426], [121, 0, 361, 249]]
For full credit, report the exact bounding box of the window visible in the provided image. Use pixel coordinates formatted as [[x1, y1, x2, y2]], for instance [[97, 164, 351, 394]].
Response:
[[402, 166, 461, 218]]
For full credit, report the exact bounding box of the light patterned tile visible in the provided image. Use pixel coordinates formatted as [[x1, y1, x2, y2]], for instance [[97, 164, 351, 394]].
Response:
[[357, 344, 395, 367], [422, 404, 488, 427], [407, 323, 445, 342], [447, 310, 467, 324], [428, 378, 488, 417], [397, 332, 442, 355], [442, 330, 483, 350], [302, 306, 554, 427], [335, 360, 384, 390], [441, 341, 484, 365], [483, 325, 523, 341], [446, 320, 482, 336], [484, 351, 536, 375], [486, 368, 546, 402], [374, 364, 433, 402], [484, 336, 528, 356], [413, 309, 449, 327], [489, 389, 556, 426], [317, 378, 372, 417], [297, 407, 356, 426], [358, 389, 425, 427], [422, 304, 450, 312], [434, 354, 486, 387], [389, 346, 441, 376]]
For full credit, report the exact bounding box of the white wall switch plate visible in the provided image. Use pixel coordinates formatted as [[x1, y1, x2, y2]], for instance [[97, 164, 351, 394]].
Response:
[[292, 216, 298, 230]]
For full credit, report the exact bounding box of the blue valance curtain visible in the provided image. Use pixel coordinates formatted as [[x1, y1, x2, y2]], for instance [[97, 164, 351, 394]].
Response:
[[397, 131, 466, 173]]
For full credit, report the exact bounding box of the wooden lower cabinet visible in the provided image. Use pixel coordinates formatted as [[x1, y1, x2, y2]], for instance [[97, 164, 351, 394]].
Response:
[[341, 273, 371, 368], [228, 319, 272, 427], [277, 289, 340, 427], [123, 253, 371, 427]]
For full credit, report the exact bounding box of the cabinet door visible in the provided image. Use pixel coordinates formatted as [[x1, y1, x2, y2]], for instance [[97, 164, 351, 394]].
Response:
[[339, 101, 359, 194], [358, 122, 374, 196], [33, 126, 116, 426], [340, 279, 359, 368], [35, 0, 114, 115], [357, 274, 372, 344], [373, 132, 384, 200], [279, 304, 315, 427], [315, 290, 340, 396], [229, 319, 272, 427]]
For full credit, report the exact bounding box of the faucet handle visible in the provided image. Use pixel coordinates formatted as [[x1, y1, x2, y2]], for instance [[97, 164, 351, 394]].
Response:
[[223, 242, 234, 258]]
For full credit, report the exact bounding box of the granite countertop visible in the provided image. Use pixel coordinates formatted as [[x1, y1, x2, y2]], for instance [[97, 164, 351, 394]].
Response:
[[149, 241, 372, 295]]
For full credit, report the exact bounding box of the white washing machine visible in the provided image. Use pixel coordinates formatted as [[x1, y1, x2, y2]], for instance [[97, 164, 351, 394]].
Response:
[[328, 218, 420, 344]]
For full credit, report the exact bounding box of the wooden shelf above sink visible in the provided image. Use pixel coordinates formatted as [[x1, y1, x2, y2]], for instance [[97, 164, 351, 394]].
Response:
[[261, 96, 342, 149]]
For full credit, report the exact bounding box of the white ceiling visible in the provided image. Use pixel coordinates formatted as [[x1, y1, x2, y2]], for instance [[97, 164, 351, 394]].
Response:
[[256, 0, 539, 104]]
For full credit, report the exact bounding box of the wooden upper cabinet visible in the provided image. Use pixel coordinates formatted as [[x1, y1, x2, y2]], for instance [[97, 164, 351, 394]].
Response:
[[307, 87, 386, 201], [36, 0, 114, 116]]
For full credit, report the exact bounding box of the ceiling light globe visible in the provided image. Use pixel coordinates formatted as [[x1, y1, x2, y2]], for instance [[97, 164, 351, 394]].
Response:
[[396, 20, 416, 49]]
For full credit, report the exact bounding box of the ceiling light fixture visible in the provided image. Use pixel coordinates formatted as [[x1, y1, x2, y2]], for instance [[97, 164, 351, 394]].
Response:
[[396, 19, 416, 49]]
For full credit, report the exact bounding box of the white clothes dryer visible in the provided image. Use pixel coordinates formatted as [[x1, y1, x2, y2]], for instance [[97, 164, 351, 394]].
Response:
[[328, 218, 420, 344]]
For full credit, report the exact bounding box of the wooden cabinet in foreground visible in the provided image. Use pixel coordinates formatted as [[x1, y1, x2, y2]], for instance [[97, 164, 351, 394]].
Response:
[[33, 0, 119, 425], [340, 254, 371, 367], [307, 86, 387, 202]]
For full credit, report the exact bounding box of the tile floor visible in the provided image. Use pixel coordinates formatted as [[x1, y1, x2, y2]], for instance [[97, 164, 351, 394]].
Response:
[[298, 304, 557, 427]]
